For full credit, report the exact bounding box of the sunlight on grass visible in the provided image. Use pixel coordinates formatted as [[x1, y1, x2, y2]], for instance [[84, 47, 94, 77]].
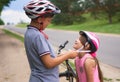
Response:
[[16, 15, 120, 34], [48, 21, 120, 34], [16, 23, 28, 28], [3, 29, 24, 43]]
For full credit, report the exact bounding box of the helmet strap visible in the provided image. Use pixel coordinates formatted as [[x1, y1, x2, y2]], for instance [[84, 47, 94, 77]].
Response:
[[77, 42, 91, 53], [39, 23, 44, 30]]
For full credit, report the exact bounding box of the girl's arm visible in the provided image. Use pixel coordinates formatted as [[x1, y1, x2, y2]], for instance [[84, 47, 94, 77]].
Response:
[[84, 58, 96, 82], [75, 60, 79, 82]]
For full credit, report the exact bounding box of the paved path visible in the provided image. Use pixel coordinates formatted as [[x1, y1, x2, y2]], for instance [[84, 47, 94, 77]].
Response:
[[0, 27, 30, 82], [0, 26, 120, 82], [4, 25, 120, 68]]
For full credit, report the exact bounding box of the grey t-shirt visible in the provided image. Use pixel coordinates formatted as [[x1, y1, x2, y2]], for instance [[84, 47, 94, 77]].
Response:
[[24, 26, 59, 82]]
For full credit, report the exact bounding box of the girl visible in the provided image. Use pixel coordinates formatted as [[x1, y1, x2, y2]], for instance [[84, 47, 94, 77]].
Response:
[[73, 31, 103, 82]]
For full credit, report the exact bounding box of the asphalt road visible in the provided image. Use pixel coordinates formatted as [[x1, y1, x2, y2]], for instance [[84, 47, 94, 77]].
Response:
[[4, 25, 120, 68]]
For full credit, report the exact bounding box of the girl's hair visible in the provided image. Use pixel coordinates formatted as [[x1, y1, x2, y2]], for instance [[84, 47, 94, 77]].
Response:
[[80, 34, 103, 82], [95, 58, 103, 82]]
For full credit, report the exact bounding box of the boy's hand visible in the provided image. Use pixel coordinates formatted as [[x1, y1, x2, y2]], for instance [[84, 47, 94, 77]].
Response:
[[63, 50, 78, 59]]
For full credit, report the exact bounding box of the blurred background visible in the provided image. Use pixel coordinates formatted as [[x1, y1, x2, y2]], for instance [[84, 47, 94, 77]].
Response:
[[0, 1, 120, 81], [0, 0, 120, 25]]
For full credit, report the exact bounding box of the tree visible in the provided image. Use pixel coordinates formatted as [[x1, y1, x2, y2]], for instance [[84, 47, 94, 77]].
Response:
[[0, 0, 15, 14], [103, 0, 120, 24], [77, 0, 120, 23], [0, 0, 15, 25], [0, 18, 4, 25], [51, 0, 82, 25]]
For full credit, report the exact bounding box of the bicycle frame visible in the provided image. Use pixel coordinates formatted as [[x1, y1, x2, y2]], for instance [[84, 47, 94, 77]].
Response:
[[58, 40, 77, 82]]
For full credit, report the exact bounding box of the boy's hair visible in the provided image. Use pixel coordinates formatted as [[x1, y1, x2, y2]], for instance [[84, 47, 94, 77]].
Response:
[[26, 12, 55, 19], [40, 13, 55, 18]]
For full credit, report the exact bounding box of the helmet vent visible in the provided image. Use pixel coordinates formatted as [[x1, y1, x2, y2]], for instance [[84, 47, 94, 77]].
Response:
[[29, 3, 36, 5], [45, 9, 51, 11], [36, 8, 44, 11], [28, 7, 36, 10], [24, 0, 61, 19], [38, 2, 45, 5], [48, 4, 54, 7]]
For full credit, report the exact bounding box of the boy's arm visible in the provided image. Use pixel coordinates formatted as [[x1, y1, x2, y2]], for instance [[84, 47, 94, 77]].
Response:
[[40, 51, 78, 69]]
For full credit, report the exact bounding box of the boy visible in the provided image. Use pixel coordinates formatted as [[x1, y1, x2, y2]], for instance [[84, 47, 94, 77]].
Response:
[[23, 0, 78, 82]]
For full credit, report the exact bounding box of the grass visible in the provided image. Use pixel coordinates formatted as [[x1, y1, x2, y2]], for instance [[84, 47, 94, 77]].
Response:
[[116, 79, 120, 81], [48, 20, 120, 34], [16, 23, 28, 28], [16, 19, 120, 34], [103, 77, 113, 82], [47, 12, 120, 34], [16, 12, 120, 34], [3, 29, 24, 43]]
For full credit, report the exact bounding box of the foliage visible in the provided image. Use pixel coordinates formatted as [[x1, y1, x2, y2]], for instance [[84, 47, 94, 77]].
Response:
[[52, 13, 86, 25], [78, 0, 120, 23], [52, 13, 73, 25], [50, 0, 120, 25], [0, 0, 16, 25], [73, 15, 86, 23], [51, 0, 78, 13], [48, 15, 120, 34], [16, 12, 120, 34], [0, 18, 4, 25], [51, 0, 82, 25], [0, 0, 15, 13]]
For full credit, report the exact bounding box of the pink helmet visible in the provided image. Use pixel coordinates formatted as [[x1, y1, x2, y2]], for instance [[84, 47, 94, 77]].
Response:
[[79, 31, 100, 53], [23, 0, 61, 19]]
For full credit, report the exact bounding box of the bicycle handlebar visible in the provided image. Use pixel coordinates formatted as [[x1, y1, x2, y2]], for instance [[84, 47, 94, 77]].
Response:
[[59, 40, 69, 49], [58, 40, 69, 54], [58, 40, 77, 81]]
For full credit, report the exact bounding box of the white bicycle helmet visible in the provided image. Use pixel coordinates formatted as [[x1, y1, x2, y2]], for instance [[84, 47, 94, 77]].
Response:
[[24, 0, 61, 19], [79, 31, 100, 53]]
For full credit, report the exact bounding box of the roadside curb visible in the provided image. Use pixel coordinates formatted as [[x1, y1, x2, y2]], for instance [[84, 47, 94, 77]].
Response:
[[1, 27, 120, 82], [46, 28, 120, 37]]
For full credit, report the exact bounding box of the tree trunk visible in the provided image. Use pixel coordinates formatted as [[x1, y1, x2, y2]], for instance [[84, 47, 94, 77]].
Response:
[[108, 12, 112, 24]]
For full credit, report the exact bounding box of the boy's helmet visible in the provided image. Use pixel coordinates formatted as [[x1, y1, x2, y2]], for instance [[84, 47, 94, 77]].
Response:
[[23, 0, 61, 19], [79, 31, 100, 53]]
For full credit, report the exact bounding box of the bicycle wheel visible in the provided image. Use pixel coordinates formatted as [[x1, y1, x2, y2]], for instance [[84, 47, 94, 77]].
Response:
[[59, 72, 68, 82], [59, 71, 75, 82], [59, 64, 76, 82]]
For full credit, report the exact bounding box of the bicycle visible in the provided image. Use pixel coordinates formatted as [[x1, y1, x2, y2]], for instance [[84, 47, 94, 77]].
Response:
[[58, 40, 77, 82]]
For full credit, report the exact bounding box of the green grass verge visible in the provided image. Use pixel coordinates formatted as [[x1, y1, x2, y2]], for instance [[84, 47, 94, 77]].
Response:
[[16, 20, 120, 34], [16, 12, 120, 34], [16, 23, 28, 28], [48, 20, 120, 34], [3, 29, 24, 43]]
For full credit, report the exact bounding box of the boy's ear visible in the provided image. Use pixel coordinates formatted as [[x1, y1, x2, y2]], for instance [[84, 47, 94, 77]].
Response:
[[37, 17, 45, 24], [37, 17, 42, 23], [85, 44, 90, 50]]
